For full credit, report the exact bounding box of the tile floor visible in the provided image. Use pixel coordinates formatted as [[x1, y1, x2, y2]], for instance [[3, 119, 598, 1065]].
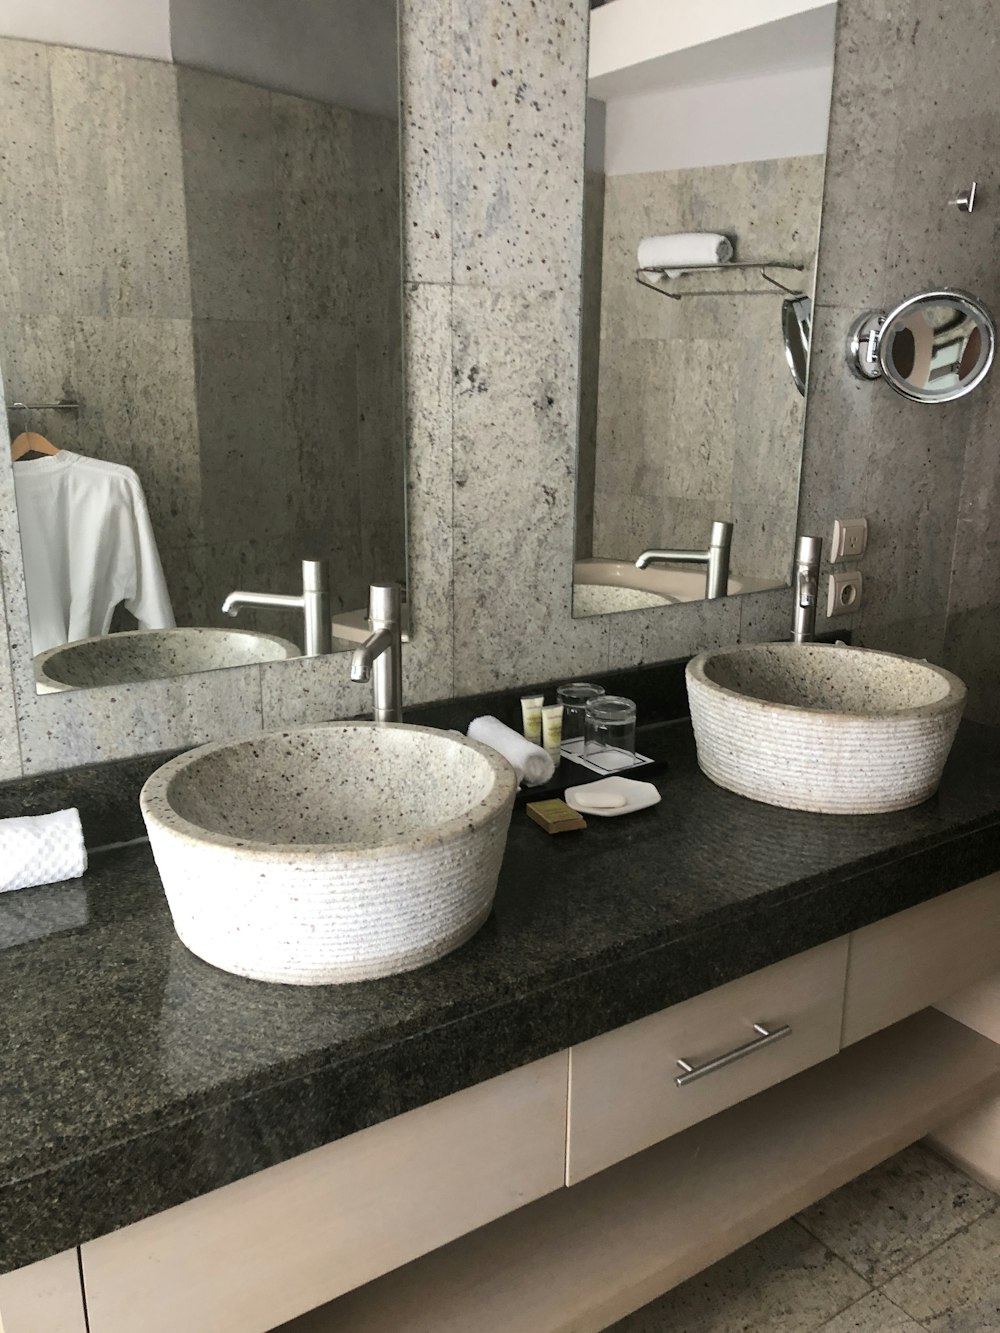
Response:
[[609, 1143, 1000, 1332]]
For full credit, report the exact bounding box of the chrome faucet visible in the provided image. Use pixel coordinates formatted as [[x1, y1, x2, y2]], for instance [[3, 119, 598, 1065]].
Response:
[[792, 535, 823, 642], [350, 583, 403, 723], [635, 520, 734, 599], [222, 558, 332, 657]]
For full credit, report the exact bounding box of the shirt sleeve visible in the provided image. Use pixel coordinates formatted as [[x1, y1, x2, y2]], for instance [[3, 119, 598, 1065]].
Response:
[[121, 471, 176, 631]]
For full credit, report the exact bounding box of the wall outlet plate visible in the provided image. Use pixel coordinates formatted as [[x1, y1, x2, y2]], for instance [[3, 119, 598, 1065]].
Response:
[[832, 517, 868, 561], [828, 570, 863, 617]]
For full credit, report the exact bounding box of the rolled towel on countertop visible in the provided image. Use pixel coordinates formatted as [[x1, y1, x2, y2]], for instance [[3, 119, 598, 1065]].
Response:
[[0, 808, 87, 893], [467, 716, 555, 787], [637, 232, 734, 278]]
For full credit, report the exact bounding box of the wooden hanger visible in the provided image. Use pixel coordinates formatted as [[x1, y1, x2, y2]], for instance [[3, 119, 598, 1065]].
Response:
[[10, 431, 61, 461]]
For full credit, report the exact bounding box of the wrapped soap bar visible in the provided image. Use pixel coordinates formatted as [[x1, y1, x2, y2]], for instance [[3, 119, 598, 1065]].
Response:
[[526, 799, 587, 834]]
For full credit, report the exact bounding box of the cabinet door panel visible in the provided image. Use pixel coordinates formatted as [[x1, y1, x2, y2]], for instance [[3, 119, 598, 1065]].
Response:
[[0, 1250, 87, 1333], [82, 1053, 568, 1333], [567, 938, 848, 1183], [843, 873, 1000, 1047]]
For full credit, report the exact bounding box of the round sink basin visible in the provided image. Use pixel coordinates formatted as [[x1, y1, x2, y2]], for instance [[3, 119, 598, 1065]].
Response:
[[140, 722, 517, 984], [686, 642, 966, 814], [35, 627, 301, 691]]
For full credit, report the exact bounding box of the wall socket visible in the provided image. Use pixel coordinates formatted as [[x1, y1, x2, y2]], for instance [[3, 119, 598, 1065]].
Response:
[[831, 517, 868, 561], [828, 570, 863, 617]]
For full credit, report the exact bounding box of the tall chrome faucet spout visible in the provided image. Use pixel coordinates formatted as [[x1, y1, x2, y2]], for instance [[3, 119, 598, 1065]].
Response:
[[350, 584, 403, 722], [635, 520, 733, 598], [792, 535, 823, 643], [221, 560, 331, 656]]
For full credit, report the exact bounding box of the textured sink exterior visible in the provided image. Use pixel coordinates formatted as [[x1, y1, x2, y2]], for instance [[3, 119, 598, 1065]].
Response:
[[687, 643, 967, 814], [140, 722, 517, 984], [35, 627, 300, 691]]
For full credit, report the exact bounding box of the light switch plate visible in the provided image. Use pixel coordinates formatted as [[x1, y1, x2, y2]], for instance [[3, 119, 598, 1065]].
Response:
[[828, 570, 863, 617], [831, 517, 868, 561]]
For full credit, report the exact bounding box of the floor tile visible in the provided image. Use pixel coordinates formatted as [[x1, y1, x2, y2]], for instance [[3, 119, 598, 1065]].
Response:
[[607, 1220, 870, 1333], [816, 1291, 926, 1331], [796, 1144, 997, 1284], [881, 1209, 1000, 1333]]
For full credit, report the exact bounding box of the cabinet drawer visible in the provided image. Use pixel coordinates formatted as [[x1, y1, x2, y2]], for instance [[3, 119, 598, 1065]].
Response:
[[81, 1053, 568, 1333], [567, 938, 848, 1183], [843, 872, 1000, 1047]]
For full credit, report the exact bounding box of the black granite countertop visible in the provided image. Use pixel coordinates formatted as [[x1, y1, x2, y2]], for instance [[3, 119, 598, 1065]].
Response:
[[4, 717, 1000, 1273]]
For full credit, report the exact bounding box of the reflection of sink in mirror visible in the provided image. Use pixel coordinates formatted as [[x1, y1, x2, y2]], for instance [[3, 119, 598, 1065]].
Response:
[[574, 5, 836, 617], [34, 628, 300, 693], [1, 14, 407, 694], [140, 723, 518, 985], [573, 559, 775, 617]]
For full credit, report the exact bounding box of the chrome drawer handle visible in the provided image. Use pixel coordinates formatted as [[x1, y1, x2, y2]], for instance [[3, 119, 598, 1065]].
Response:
[[675, 1022, 792, 1088]]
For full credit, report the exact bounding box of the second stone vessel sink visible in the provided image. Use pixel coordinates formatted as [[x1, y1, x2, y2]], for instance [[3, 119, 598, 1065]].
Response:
[[686, 642, 966, 814], [35, 627, 300, 691], [140, 722, 517, 984]]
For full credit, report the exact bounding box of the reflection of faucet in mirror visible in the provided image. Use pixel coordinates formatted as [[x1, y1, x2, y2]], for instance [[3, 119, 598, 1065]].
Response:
[[791, 536, 823, 643], [350, 584, 403, 723], [635, 520, 734, 599], [222, 559, 332, 657]]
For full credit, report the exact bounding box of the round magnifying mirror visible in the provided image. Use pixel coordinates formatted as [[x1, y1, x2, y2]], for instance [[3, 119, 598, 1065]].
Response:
[[849, 289, 996, 403]]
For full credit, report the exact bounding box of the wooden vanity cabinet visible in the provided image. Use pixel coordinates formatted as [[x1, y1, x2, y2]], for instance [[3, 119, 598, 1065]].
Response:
[[8, 875, 1000, 1333]]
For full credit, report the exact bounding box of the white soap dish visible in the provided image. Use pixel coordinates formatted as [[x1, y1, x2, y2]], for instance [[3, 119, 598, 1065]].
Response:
[[564, 776, 662, 818]]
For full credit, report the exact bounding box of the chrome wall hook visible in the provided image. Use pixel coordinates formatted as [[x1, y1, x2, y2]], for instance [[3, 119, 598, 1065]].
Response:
[[950, 181, 977, 213]]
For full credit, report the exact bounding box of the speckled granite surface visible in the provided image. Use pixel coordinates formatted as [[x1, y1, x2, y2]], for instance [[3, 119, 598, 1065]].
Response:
[[3, 717, 1000, 1273]]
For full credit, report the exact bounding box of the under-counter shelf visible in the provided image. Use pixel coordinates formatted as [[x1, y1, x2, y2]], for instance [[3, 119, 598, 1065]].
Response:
[[843, 871, 1000, 1046], [566, 937, 848, 1183]]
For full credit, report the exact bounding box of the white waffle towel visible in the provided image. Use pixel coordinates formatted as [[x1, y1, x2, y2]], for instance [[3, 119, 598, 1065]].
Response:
[[468, 716, 555, 787], [0, 808, 87, 893]]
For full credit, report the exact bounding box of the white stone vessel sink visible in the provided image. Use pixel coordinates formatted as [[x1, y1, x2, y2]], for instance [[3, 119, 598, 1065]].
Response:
[[35, 627, 300, 691], [686, 643, 966, 815], [140, 722, 517, 985]]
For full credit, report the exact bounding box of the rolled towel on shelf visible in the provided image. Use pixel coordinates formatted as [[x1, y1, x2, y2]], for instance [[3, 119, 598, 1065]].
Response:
[[467, 716, 555, 788], [637, 232, 734, 279], [0, 808, 87, 893]]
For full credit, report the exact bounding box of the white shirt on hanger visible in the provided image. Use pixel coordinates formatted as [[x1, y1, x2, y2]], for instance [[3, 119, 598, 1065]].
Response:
[[12, 451, 175, 656]]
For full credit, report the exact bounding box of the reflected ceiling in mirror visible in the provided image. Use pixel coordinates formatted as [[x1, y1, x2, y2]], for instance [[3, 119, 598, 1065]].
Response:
[[0, 2, 406, 692], [573, 2, 837, 617]]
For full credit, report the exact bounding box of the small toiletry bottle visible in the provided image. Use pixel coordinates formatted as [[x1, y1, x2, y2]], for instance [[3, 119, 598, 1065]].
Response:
[[521, 694, 544, 745], [541, 703, 564, 763]]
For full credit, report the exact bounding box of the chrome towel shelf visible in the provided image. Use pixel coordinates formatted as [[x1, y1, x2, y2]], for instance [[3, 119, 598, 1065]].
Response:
[[10, 398, 82, 411], [636, 260, 806, 300]]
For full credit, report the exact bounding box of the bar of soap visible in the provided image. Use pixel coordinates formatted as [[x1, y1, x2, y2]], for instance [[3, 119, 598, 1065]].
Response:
[[573, 789, 628, 811], [526, 799, 587, 834]]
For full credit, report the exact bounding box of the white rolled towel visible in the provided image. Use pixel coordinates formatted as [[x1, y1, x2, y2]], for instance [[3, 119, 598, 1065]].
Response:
[[637, 232, 734, 279], [467, 716, 555, 787], [0, 808, 87, 893]]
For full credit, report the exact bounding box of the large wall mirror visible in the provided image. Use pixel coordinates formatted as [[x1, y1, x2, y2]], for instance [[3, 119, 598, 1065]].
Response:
[[0, 0, 406, 693], [573, 2, 837, 618]]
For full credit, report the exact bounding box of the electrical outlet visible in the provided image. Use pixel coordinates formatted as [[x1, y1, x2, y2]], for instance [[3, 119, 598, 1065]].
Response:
[[828, 570, 863, 617], [831, 517, 868, 561]]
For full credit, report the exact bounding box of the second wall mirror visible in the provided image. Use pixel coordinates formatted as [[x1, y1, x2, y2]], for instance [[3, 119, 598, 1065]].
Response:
[[1, 1, 406, 694], [573, 2, 837, 617]]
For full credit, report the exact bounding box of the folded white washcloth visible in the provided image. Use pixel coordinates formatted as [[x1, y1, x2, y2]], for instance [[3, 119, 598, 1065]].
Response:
[[637, 232, 734, 279], [467, 716, 555, 787], [0, 808, 87, 893]]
